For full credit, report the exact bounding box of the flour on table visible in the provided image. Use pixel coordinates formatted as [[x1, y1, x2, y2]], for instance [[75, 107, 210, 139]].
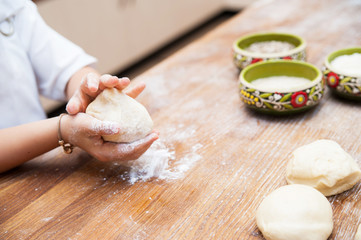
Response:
[[41, 217, 54, 222], [117, 139, 202, 184]]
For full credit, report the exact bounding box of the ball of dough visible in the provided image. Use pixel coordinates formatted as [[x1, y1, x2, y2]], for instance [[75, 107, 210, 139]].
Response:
[[86, 88, 153, 143], [286, 139, 361, 196], [256, 184, 333, 240], [355, 224, 361, 240]]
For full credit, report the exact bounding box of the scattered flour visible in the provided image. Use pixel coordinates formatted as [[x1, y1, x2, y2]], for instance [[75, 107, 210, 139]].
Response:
[[41, 217, 54, 222], [331, 53, 361, 77], [163, 124, 197, 143], [117, 139, 202, 184]]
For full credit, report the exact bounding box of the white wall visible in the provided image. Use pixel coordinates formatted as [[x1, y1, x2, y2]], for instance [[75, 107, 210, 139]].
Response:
[[37, 0, 224, 74], [223, 0, 255, 10]]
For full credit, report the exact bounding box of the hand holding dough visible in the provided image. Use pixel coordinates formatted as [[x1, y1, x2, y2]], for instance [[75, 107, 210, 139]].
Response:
[[286, 139, 361, 196], [256, 184, 333, 240], [86, 88, 153, 143]]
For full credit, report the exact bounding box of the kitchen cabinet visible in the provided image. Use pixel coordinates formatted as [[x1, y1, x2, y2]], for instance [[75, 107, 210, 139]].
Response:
[[37, 0, 250, 74]]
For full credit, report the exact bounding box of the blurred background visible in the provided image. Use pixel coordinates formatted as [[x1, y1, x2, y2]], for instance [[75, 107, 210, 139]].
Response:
[[33, 0, 254, 114]]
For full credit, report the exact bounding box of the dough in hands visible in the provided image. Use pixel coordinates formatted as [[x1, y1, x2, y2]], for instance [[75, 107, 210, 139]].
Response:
[[286, 139, 361, 196], [86, 88, 153, 143], [256, 184, 333, 240]]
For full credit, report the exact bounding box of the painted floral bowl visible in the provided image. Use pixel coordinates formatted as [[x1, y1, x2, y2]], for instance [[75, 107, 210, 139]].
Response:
[[233, 32, 306, 70], [239, 60, 324, 114], [323, 47, 361, 100]]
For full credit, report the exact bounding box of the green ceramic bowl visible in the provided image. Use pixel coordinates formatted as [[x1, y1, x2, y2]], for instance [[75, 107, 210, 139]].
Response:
[[233, 32, 306, 70], [239, 60, 324, 114], [323, 47, 361, 100]]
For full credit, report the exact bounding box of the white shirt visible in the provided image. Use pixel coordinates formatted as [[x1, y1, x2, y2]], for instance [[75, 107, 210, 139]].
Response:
[[0, 0, 97, 128]]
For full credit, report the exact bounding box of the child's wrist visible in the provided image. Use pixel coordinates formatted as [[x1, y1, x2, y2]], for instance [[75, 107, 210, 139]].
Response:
[[57, 114, 74, 154]]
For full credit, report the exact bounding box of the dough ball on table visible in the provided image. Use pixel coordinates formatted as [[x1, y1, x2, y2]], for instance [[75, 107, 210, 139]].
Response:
[[86, 88, 153, 143], [286, 139, 361, 196], [356, 224, 361, 240], [256, 184, 333, 240]]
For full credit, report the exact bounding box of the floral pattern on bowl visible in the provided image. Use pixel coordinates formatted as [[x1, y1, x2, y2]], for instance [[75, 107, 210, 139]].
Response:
[[233, 50, 306, 70], [239, 60, 324, 114], [323, 68, 361, 96], [323, 47, 361, 100], [239, 81, 324, 112]]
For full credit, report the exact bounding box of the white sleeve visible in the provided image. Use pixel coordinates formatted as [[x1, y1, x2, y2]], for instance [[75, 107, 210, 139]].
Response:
[[20, 1, 97, 101]]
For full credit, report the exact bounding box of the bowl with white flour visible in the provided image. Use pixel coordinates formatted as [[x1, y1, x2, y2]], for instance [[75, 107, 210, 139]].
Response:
[[232, 32, 306, 70], [239, 60, 323, 114], [323, 47, 361, 100]]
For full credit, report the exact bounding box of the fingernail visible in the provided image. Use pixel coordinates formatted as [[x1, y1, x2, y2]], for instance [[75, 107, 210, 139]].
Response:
[[150, 132, 159, 140], [88, 77, 98, 90], [65, 105, 72, 114], [65, 101, 75, 114], [120, 77, 130, 84]]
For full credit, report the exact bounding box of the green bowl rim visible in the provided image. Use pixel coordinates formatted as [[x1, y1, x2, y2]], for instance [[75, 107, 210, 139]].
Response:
[[232, 32, 306, 58], [324, 47, 361, 78], [239, 60, 322, 93]]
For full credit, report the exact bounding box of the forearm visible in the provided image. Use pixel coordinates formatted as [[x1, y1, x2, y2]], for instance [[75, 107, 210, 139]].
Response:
[[65, 66, 100, 100], [0, 117, 59, 173]]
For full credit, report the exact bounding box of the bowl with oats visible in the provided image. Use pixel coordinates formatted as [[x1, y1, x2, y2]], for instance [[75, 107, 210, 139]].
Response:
[[233, 32, 306, 70], [323, 47, 361, 100], [239, 60, 324, 114]]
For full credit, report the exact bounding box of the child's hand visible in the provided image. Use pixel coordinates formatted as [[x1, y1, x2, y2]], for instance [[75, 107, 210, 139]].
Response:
[[64, 73, 157, 162], [61, 113, 159, 162], [66, 73, 131, 115]]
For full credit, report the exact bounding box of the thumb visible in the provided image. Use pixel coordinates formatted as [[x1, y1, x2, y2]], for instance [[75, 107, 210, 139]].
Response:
[[90, 119, 121, 136], [66, 96, 81, 115]]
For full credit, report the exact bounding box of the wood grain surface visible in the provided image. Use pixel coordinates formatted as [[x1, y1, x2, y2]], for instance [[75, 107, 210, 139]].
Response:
[[1, 0, 361, 239]]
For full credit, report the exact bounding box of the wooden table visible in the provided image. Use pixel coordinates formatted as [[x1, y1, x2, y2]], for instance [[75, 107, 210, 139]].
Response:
[[1, 0, 361, 239]]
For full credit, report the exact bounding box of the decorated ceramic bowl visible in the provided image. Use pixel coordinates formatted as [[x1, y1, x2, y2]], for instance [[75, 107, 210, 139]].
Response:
[[233, 32, 306, 70], [323, 47, 361, 100], [239, 60, 323, 114]]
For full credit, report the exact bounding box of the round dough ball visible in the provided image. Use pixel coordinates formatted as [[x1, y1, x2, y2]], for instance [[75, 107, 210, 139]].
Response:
[[256, 184, 333, 240], [355, 224, 361, 240], [86, 88, 153, 143], [286, 139, 361, 196]]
